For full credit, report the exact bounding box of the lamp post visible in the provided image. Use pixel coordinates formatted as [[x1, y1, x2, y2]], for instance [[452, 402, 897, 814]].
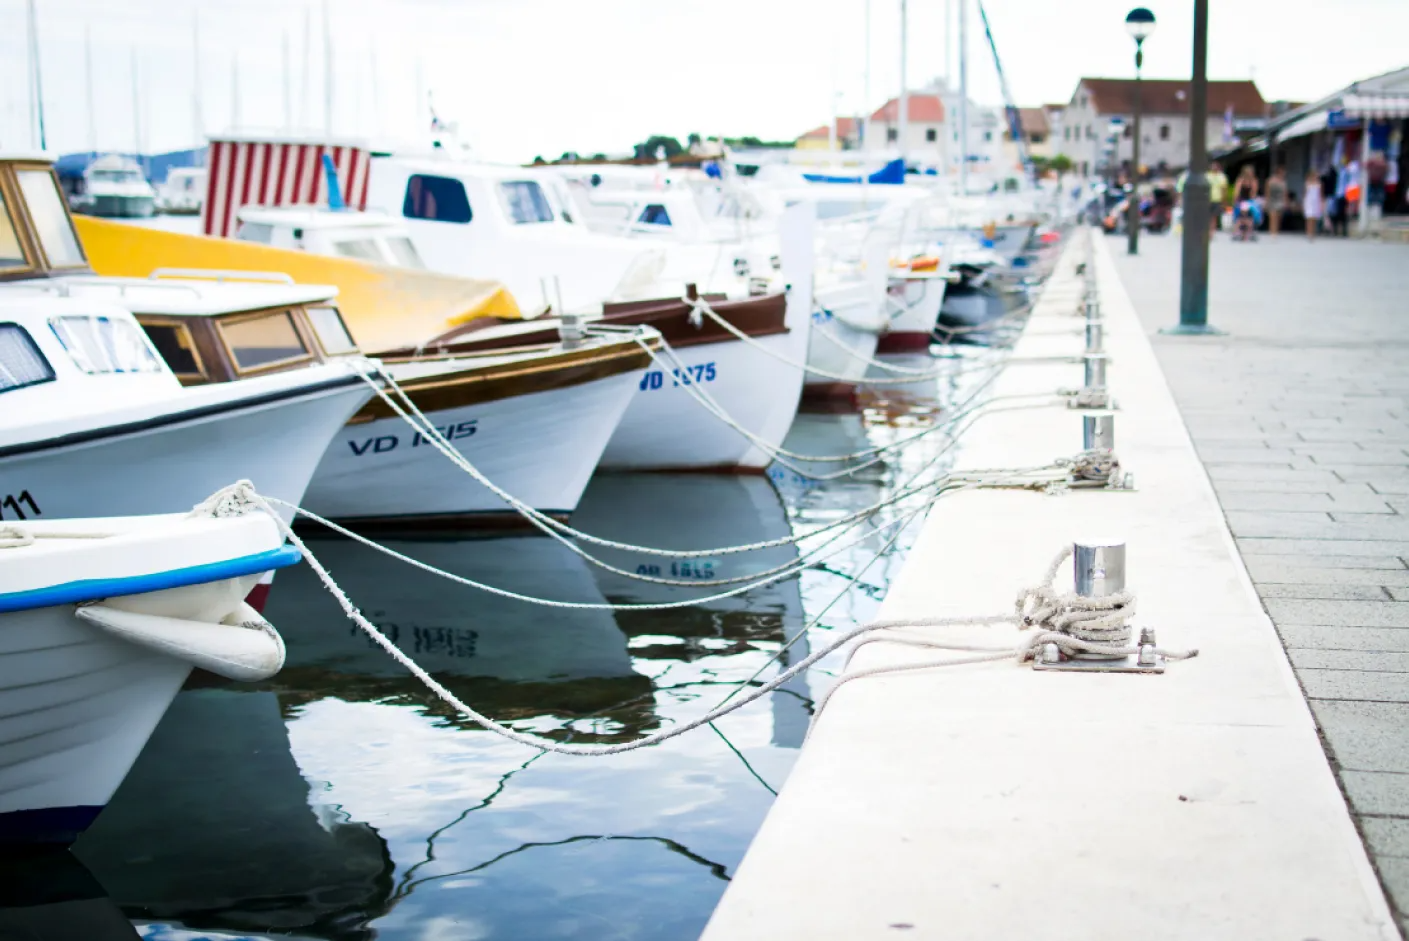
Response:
[[1166, 0, 1220, 334], [1125, 7, 1155, 255]]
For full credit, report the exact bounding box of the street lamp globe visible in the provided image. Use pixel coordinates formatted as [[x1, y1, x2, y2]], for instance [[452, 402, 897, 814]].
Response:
[[1125, 7, 1156, 43]]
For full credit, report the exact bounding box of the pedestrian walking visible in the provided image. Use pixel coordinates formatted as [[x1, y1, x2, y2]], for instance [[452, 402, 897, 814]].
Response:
[[1266, 166, 1289, 235], [1320, 165, 1341, 235], [1302, 169, 1323, 240], [1232, 166, 1259, 241]]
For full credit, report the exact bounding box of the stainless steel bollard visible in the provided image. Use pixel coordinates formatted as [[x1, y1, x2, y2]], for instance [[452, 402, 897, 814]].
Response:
[[558, 312, 587, 350], [1085, 321, 1103, 353], [1083, 353, 1108, 390], [1083, 413, 1115, 452], [1074, 539, 1126, 597]]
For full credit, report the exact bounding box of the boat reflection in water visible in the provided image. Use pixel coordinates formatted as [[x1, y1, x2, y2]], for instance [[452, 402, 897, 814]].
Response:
[[68, 469, 824, 940], [0, 849, 140, 941]]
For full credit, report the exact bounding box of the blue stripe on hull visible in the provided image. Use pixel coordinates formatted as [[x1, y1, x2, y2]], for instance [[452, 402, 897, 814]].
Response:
[[0, 806, 104, 845], [0, 545, 302, 614]]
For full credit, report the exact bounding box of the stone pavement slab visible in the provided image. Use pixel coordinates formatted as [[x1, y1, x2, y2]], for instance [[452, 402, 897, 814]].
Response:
[[1115, 232, 1409, 934]]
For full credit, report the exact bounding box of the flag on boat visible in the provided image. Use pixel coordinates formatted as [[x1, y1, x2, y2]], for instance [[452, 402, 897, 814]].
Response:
[[201, 136, 371, 238]]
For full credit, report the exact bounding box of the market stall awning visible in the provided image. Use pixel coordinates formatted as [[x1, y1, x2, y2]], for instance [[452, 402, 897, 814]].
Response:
[[1276, 111, 1328, 141], [1340, 94, 1409, 119]]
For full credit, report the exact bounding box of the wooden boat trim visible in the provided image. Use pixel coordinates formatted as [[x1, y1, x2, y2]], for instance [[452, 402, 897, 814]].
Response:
[[397, 291, 788, 358], [350, 337, 657, 424]]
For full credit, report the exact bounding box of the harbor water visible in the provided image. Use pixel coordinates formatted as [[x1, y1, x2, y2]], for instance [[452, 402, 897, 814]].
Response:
[[67, 349, 1008, 941]]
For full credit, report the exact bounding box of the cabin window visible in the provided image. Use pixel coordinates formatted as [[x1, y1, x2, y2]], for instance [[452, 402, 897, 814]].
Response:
[[49, 315, 163, 375], [0, 191, 28, 270], [139, 321, 205, 379], [498, 181, 555, 224], [0, 323, 55, 394], [638, 204, 671, 226], [403, 175, 472, 224], [307, 305, 359, 356], [218, 310, 312, 372], [385, 236, 424, 268], [236, 222, 275, 244], [332, 238, 383, 262], [15, 169, 85, 268]]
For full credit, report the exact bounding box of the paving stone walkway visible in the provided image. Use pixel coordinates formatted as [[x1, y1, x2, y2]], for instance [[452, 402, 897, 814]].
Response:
[[1111, 230, 1409, 934]]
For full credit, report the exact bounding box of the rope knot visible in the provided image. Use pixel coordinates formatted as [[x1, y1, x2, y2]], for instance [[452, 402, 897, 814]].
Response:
[[0, 525, 34, 549], [189, 480, 262, 519]]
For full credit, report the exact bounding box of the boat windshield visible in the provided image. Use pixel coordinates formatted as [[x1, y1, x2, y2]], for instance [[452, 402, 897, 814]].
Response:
[[49, 315, 164, 375], [90, 170, 145, 184], [0, 324, 55, 393], [15, 170, 85, 268], [385, 236, 424, 269], [307, 305, 359, 355], [498, 181, 554, 225], [332, 238, 383, 262], [0, 191, 27, 270]]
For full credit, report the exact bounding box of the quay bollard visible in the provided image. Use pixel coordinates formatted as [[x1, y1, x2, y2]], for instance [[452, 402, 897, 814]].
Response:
[[558, 312, 587, 350], [1072, 539, 1127, 661], [1083, 413, 1114, 452], [1083, 352, 1108, 391], [1085, 321, 1103, 354]]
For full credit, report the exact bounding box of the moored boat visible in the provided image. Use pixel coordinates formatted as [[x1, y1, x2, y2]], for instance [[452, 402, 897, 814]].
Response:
[[0, 507, 297, 844]]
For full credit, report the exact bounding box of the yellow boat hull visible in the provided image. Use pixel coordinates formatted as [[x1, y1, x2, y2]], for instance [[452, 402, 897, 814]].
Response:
[[74, 216, 521, 354]]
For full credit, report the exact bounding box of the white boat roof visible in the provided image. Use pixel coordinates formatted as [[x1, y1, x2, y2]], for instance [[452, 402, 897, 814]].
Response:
[[236, 206, 402, 231], [375, 155, 553, 182], [0, 152, 55, 164], [0, 275, 337, 316]]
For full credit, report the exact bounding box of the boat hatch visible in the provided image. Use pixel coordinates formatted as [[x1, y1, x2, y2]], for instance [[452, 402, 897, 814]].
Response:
[[0, 323, 56, 393], [0, 160, 91, 280], [136, 302, 362, 386]]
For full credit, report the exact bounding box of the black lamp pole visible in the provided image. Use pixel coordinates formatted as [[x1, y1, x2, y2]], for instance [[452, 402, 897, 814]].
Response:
[[1168, 0, 1220, 333], [1125, 8, 1155, 254]]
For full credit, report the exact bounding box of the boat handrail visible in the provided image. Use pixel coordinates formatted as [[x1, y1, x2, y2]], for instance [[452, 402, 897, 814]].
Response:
[[149, 268, 296, 285], [63, 277, 204, 299]]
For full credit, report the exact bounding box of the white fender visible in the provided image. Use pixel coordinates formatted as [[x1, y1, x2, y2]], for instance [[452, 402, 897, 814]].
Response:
[[75, 601, 286, 682]]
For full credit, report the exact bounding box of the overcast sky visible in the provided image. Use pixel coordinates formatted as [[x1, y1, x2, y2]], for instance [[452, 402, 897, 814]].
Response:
[[4, 0, 1408, 163]]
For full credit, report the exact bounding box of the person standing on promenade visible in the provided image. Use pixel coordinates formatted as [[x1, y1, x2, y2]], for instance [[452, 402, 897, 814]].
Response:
[[1266, 166, 1289, 235], [1303, 168, 1323, 240], [1208, 161, 1230, 232]]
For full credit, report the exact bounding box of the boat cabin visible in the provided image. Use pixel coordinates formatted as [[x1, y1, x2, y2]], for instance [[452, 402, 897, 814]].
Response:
[[0, 154, 362, 387], [235, 207, 426, 269]]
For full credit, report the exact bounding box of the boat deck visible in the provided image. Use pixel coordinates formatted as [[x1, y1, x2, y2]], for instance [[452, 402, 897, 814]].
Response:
[[700, 231, 1399, 939]]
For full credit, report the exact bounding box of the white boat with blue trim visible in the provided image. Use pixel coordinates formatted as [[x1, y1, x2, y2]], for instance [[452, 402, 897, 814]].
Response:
[[0, 504, 296, 844]]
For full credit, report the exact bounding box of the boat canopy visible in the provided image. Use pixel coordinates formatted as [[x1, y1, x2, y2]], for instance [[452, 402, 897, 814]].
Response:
[[803, 158, 907, 186]]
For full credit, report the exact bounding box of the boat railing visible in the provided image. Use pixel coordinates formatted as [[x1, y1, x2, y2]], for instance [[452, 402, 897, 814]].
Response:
[[149, 268, 296, 285]]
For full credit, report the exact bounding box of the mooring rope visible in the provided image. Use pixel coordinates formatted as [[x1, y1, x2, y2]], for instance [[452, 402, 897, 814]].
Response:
[[193, 480, 1191, 757]]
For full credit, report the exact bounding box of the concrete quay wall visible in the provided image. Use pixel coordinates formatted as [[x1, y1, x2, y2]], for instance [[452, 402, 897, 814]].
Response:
[[700, 233, 1397, 940]]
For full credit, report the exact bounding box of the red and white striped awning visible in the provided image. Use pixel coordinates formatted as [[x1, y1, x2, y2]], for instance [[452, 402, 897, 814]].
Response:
[[1340, 94, 1409, 119], [202, 137, 372, 238]]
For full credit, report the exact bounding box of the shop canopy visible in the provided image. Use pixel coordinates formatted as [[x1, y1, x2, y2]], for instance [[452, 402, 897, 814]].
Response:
[[1338, 94, 1409, 119]]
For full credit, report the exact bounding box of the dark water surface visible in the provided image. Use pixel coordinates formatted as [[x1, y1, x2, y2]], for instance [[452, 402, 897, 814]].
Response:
[[59, 350, 1002, 941]]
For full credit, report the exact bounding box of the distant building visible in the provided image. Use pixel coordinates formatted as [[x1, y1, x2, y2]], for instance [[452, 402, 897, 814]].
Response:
[[1059, 77, 1268, 176], [1001, 107, 1052, 167], [795, 118, 861, 151], [792, 81, 1008, 174]]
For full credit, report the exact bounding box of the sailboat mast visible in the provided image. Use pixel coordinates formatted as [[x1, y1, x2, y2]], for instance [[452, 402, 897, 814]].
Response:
[[862, 0, 870, 150], [283, 30, 293, 130], [26, 0, 47, 150], [323, 0, 333, 138], [898, 0, 908, 163], [192, 11, 204, 146], [958, 0, 969, 193], [230, 53, 241, 131], [299, 7, 311, 128], [369, 45, 380, 137], [84, 26, 97, 154], [130, 50, 142, 170]]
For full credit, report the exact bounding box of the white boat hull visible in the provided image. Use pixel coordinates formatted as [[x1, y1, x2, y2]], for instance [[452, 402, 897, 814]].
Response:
[[303, 372, 641, 523], [805, 288, 883, 394], [0, 382, 369, 524], [599, 332, 804, 471], [879, 275, 947, 352]]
